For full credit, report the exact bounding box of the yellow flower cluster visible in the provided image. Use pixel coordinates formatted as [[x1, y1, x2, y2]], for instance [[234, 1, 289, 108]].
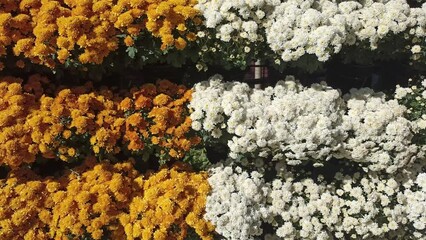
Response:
[[26, 82, 125, 161], [0, 76, 39, 168], [113, 0, 200, 50], [0, 168, 51, 240], [0, 159, 214, 240], [120, 162, 214, 240], [48, 158, 140, 239], [0, 75, 199, 168], [121, 79, 201, 159], [0, 0, 200, 68]]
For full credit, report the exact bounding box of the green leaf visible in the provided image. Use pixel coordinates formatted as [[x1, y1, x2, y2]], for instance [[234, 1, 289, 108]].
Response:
[[126, 46, 138, 59], [183, 148, 211, 171]]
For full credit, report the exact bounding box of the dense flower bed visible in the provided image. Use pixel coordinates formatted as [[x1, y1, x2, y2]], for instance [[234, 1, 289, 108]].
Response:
[[205, 160, 426, 239], [190, 75, 423, 173], [0, 75, 199, 168], [0, 158, 213, 240], [196, 0, 426, 61], [1, 0, 426, 239], [0, 0, 424, 73], [0, 0, 199, 67], [0, 73, 425, 239]]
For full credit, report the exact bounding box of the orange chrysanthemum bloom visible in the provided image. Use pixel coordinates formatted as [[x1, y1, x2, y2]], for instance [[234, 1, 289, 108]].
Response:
[[0, 74, 201, 168], [0, 78, 38, 168], [0, 0, 200, 68], [26, 83, 125, 162], [121, 163, 214, 240], [124, 35, 134, 46], [0, 168, 51, 240], [48, 160, 140, 240], [122, 80, 199, 161], [0, 161, 214, 240], [153, 93, 172, 106]]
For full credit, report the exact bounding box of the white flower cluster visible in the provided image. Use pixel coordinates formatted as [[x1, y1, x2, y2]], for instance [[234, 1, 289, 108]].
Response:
[[268, 172, 404, 239], [190, 75, 347, 165], [195, 0, 269, 43], [394, 78, 426, 145], [267, 0, 347, 62], [404, 172, 426, 237], [190, 75, 421, 173], [204, 163, 269, 240], [339, 88, 420, 173], [205, 162, 426, 239], [189, 75, 228, 138], [394, 83, 415, 100], [195, 0, 426, 62]]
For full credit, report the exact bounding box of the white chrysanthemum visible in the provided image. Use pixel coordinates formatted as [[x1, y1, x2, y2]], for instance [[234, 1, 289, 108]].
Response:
[[205, 164, 270, 240], [403, 171, 426, 238], [205, 162, 426, 239], [191, 75, 422, 172], [411, 44, 422, 54], [340, 88, 420, 173], [196, 0, 426, 62], [394, 85, 412, 99], [415, 173, 426, 189]]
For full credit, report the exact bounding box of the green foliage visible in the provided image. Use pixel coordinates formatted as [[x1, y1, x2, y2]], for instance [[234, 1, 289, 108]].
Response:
[[126, 46, 138, 59], [183, 148, 211, 171], [397, 79, 426, 121]]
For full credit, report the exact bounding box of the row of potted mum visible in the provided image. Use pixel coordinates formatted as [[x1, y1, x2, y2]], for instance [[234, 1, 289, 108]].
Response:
[[0, 0, 424, 77]]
